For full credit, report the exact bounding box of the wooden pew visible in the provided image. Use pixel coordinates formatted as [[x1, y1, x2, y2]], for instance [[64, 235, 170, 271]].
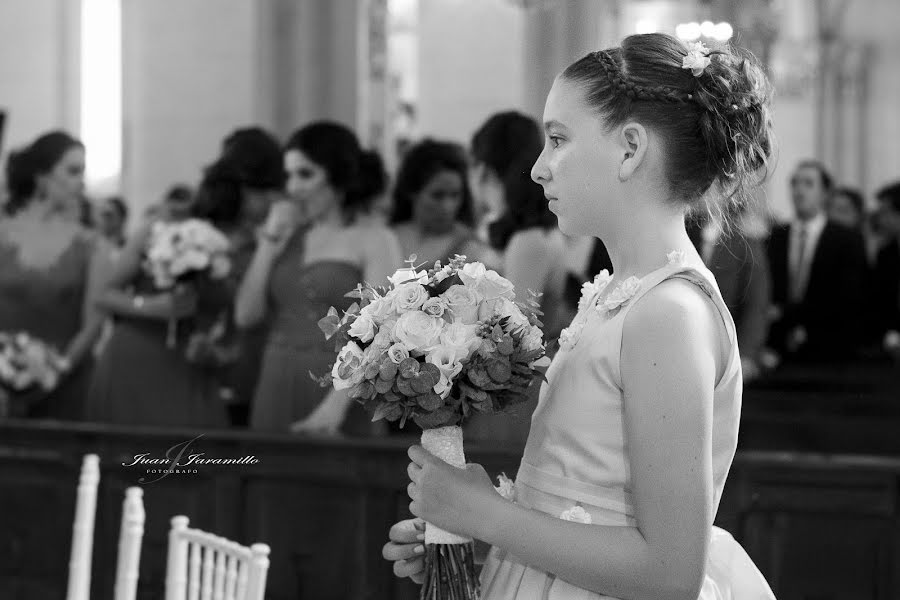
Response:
[[1, 420, 899, 599]]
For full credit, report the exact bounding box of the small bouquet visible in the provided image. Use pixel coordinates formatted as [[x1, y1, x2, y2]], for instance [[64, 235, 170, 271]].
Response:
[[143, 219, 231, 347], [0, 332, 70, 417], [316, 255, 549, 600]]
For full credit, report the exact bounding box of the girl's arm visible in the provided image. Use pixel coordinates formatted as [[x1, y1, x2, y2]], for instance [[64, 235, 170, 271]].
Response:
[[409, 278, 721, 600]]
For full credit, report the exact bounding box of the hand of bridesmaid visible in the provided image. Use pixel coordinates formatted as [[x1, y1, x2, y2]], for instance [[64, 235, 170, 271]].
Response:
[[257, 200, 299, 257]]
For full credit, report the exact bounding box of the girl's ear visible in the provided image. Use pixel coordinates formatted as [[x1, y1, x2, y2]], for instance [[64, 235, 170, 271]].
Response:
[[618, 122, 648, 182]]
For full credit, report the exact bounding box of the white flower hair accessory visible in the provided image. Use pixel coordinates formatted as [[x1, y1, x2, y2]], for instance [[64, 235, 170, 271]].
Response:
[[682, 41, 712, 77]]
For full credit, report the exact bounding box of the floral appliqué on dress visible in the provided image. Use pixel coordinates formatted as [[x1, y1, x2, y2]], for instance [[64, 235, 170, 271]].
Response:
[[559, 269, 643, 351]]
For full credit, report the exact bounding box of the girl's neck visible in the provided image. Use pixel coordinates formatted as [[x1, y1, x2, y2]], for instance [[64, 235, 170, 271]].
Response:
[[602, 207, 694, 279]]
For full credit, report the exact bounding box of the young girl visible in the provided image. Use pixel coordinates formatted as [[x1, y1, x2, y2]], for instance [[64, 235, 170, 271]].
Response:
[[383, 33, 776, 599]]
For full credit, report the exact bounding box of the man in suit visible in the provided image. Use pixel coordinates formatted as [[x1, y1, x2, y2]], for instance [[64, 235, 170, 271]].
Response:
[[766, 160, 869, 362], [872, 182, 900, 354]]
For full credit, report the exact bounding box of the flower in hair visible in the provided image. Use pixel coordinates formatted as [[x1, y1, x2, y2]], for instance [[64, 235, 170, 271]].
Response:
[[682, 41, 712, 77]]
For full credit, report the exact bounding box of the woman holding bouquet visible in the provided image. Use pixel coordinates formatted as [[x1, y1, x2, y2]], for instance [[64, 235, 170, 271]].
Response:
[[86, 189, 229, 428], [236, 121, 402, 434], [0, 131, 109, 419], [385, 33, 776, 599]]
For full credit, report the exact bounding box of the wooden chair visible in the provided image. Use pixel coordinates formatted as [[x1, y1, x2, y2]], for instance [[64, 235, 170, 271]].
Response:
[[66, 454, 99, 600], [165, 516, 270, 600]]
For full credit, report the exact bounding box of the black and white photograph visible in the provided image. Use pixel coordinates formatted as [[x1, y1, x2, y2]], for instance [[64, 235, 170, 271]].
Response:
[[1, 0, 899, 598]]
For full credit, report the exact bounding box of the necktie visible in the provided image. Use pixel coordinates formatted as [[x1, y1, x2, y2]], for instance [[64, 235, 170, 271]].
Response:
[[790, 225, 808, 303]]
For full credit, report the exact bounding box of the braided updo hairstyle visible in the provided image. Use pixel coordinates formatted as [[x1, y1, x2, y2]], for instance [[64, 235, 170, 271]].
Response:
[[562, 33, 774, 220]]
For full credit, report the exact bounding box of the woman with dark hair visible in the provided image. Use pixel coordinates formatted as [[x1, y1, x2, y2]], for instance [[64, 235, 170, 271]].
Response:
[[0, 130, 109, 418], [385, 33, 776, 598], [236, 120, 402, 434], [87, 128, 287, 429], [390, 138, 499, 269], [464, 149, 568, 446], [469, 111, 543, 247]]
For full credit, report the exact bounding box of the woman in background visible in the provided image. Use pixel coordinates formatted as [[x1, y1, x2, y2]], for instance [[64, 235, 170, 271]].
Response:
[[0, 131, 108, 419], [236, 121, 402, 434], [87, 184, 228, 428], [391, 139, 500, 269], [190, 126, 285, 426]]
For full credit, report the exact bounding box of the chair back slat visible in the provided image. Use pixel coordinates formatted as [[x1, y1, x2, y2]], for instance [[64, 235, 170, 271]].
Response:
[[165, 516, 269, 600], [66, 454, 100, 600], [201, 544, 214, 600], [113, 487, 145, 600], [188, 542, 202, 600]]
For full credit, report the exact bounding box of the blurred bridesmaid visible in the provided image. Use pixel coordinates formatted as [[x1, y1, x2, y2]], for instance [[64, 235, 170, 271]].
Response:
[[190, 126, 285, 426], [87, 186, 228, 428], [0, 131, 109, 419], [390, 139, 501, 269], [236, 121, 402, 434]]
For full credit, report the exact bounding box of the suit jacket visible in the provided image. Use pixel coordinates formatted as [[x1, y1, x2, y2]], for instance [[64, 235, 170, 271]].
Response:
[[707, 235, 771, 361], [872, 239, 900, 337], [766, 220, 869, 360]]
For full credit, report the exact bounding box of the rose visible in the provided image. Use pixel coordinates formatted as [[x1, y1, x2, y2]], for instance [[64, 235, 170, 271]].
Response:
[[421, 297, 449, 318], [331, 341, 366, 390], [457, 262, 487, 285], [442, 285, 480, 325], [477, 298, 501, 322], [363, 294, 396, 322], [388, 268, 428, 288], [387, 343, 410, 364], [392, 282, 430, 312], [474, 270, 515, 301], [426, 347, 464, 399], [371, 326, 394, 350], [440, 320, 482, 360], [393, 311, 445, 353], [348, 312, 377, 343]]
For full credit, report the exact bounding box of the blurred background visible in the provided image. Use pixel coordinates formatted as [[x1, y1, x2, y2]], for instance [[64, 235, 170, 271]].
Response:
[[1, 1, 899, 599]]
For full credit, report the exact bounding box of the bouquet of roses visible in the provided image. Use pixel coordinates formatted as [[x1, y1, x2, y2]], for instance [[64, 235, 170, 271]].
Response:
[[316, 254, 549, 600], [0, 332, 70, 417], [143, 219, 232, 347]]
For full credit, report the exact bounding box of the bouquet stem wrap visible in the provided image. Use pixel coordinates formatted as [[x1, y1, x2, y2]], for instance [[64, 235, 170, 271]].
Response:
[[419, 425, 480, 599]]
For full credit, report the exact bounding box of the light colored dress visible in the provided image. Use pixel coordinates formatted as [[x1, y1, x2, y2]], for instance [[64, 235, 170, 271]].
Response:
[[479, 252, 775, 599]]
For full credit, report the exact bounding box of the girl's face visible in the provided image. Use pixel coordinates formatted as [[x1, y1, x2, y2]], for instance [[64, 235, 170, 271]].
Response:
[[284, 149, 339, 222], [38, 146, 86, 212], [413, 169, 464, 234], [531, 77, 622, 237]]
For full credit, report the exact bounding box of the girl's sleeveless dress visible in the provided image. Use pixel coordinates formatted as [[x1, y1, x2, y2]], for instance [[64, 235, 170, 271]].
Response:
[[479, 253, 776, 599]]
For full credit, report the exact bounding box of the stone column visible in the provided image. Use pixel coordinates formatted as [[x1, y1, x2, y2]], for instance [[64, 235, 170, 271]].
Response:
[[522, 0, 620, 120]]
